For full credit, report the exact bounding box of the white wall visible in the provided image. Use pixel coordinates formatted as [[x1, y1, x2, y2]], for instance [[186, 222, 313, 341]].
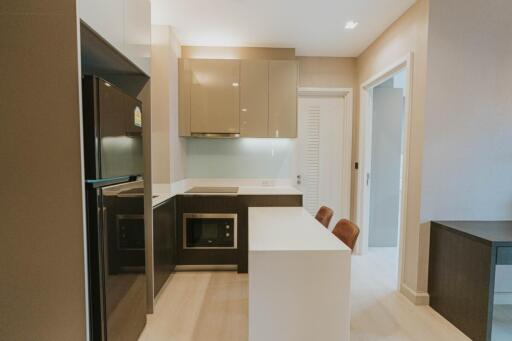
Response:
[[151, 26, 186, 184], [186, 138, 295, 179], [423, 0, 512, 293], [168, 31, 187, 182]]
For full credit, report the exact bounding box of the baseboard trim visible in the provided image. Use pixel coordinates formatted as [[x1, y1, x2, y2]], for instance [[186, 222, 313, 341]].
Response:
[[494, 292, 512, 305], [175, 264, 237, 271], [400, 283, 430, 305]]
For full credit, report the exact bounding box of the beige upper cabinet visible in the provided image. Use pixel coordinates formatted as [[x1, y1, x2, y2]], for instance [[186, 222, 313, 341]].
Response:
[[269, 60, 298, 138], [240, 60, 269, 137], [189, 59, 240, 134], [179, 58, 297, 138], [179, 59, 192, 136]]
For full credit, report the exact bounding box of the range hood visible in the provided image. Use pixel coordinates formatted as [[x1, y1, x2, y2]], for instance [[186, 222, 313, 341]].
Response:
[[191, 132, 240, 139]]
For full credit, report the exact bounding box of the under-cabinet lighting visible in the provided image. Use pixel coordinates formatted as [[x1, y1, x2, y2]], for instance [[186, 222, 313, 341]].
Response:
[[345, 20, 359, 30]]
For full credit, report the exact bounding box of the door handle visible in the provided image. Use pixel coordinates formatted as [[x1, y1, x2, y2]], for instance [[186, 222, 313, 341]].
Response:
[[366, 173, 370, 186]]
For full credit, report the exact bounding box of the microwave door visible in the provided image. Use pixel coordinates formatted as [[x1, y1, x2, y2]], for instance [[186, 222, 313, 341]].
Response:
[[184, 214, 237, 249]]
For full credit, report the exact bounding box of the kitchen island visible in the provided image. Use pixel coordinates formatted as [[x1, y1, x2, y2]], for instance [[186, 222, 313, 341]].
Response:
[[249, 207, 351, 341]]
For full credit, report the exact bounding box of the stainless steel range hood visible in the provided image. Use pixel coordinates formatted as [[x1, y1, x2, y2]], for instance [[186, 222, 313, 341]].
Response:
[[191, 132, 240, 139]]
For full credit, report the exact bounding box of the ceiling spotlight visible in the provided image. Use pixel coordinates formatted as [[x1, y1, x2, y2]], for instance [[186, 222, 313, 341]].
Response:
[[345, 20, 359, 30]]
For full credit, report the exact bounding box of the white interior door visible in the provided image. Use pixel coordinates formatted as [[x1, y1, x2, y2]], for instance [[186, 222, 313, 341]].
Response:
[[298, 96, 347, 227]]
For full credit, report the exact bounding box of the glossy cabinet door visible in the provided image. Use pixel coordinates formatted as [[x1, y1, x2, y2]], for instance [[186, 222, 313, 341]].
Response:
[[240, 60, 269, 137], [78, 0, 151, 75], [179, 59, 192, 136], [189, 59, 240, 134], [269, 60, 298, 138], [153, 198, 176, 298]]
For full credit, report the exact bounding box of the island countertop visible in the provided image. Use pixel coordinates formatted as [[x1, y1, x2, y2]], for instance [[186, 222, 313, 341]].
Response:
[[249, 207, 350, 252], [248, 206, 351, 341]]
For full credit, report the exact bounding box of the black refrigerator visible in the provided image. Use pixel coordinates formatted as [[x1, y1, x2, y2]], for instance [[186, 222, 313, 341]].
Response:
[[82, 75, 147, 341]]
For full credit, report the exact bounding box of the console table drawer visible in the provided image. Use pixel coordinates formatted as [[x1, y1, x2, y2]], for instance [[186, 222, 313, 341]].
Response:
[[497, 247, 512, 265]]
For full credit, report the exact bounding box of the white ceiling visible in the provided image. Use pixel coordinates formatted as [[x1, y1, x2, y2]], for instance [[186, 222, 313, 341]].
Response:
[[151, 0, 416, 57]]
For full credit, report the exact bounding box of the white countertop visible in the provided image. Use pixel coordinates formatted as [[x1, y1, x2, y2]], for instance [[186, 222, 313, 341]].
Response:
[[152, 183, 178, 207], [152, 179, 302, 207], [248, 207, 351, 341], [249, 207, 350, 252]]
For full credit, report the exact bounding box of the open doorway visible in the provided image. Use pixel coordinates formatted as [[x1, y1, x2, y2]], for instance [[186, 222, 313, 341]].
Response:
[[368, 71, 406, 249], [357, 53, 413, 290]]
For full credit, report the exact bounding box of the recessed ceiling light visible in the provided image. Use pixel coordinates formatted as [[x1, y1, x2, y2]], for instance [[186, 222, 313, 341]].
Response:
[[232, 82, 239, 87], [345, 20, 359, 30]]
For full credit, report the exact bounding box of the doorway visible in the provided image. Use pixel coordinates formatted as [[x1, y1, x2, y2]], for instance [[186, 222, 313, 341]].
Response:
[[357, 53, 413, 288], [368, 71, 406, 248], [296, 88, 353, 227]]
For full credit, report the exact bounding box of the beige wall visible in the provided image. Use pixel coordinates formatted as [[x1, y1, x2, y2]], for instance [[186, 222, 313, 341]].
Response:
[[151, 26, 186, 184], [355, 0, 430, 298], [151, 27, 172, 183], [0, 1, 87, 339], [297, 57, 356, 88], [181, 46, 295, 60]]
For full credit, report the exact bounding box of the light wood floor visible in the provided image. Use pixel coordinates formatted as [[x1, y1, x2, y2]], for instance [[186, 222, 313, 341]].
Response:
[[139, 248, 471, 341]]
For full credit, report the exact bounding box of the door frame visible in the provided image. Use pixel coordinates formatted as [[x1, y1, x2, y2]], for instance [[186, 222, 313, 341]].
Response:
[[296, 87, 353, 222], [356, 53, 413, 288]]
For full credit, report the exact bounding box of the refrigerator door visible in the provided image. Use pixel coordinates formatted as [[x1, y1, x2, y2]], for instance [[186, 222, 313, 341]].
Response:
[[86, 180, 147, 341], [98, 79, 144, 179]]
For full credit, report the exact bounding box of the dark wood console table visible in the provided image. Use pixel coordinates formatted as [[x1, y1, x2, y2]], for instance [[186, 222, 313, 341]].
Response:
[[429, 221, 512, 341]]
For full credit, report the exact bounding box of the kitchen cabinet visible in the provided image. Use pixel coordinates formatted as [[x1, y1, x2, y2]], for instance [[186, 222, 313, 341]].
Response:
[[78, 0, 151, 75], [179, 59, 192, 136], [240, 60, 269, 137], [179, 58, 297, 138], [153, 198, 176, 298], [176, 194, 303, 273], [269, 60, 298, 138], [189, 59, 240, 135]]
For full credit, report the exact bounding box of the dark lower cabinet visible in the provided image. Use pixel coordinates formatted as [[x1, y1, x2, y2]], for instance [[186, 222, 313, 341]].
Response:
[[177, 195, 241, 267], [153, 198, 176, 298], [176, 194, 303, 273]]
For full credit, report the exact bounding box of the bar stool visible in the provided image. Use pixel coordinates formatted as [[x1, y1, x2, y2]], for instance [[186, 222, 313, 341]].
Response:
[[332, 219, 360, 252], [315, 206, 334, 229]]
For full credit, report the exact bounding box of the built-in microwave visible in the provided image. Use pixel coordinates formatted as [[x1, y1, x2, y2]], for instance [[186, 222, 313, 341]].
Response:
[[183, 213, 237, 249]]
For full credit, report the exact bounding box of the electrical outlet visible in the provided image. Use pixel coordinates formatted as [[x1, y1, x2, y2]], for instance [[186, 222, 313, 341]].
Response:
[[261, 180, 275, 187]]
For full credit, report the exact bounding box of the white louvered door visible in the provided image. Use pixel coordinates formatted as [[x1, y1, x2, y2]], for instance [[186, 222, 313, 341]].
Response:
[[298, 96, 346, 227]]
